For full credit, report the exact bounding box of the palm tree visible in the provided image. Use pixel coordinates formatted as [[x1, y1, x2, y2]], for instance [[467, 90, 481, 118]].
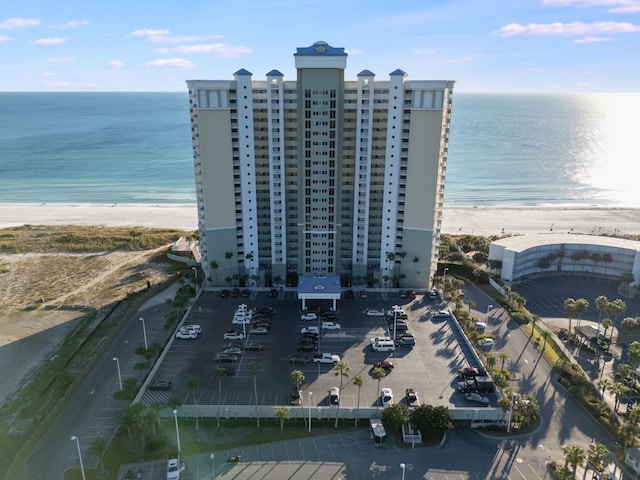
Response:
[[353, 375, 364, 426], [530, 314, 540, 338], [627, 341, 640, 369], [250, 362, 262, 427], [372, 367, 386, 412], [210, 260, 219, 286], [498, 352, 510, 372], [290, 370, 306, 426], [609, 298, 627, 329], [273, 406, 290, 434], [540, 329, 551, 351], [333, 361, 350, 428], [595, 295, 609, 329], [213, 368, 226, 427], [145, 403, 162, 436], [610, 382, 627, 412], [597, 378, 612, 397], [89, 437, 109, 475], [484, 353, 496, 371], [397, 251, 406, 279], [601, 318, 613, 341], [587, 442, 608, 473], [187, 377, 200, 430], [467, 299, 476, 313], [562, 444, 585, 477], [225, 251, 235, 285]]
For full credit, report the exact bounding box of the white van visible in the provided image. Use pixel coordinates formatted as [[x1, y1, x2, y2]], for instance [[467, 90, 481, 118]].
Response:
[[371, 340, 395, 352]]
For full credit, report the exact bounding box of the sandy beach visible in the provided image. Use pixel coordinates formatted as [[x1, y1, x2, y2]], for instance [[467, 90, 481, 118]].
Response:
[[0, 202, 639, 236]]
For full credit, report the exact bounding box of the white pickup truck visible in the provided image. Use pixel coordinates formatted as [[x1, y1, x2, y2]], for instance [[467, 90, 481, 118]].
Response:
[[312, 353, 340, 364]]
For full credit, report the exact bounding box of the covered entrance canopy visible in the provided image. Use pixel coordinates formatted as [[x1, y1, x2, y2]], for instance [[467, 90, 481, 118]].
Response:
[[297, 272, 342, 311]]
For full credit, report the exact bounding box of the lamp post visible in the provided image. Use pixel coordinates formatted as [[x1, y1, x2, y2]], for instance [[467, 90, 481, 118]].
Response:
[[139, 317, 148, 350], [308, 392, 313, 433], [112, 357, 122, 390], [210, 453, 215, 479], [70, 435, 86, 480], [507, 392, 517, 433], [173, 409, 181, 453], [486, 304, 493, 321], [537, 444, 544, 479], [400, 463, 406, 480], [192, 266, 198, 290], [442, 267, 449, 298]]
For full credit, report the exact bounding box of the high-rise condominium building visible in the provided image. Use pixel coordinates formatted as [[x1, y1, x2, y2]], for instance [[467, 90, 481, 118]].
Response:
[[187, 41, 454, 289]]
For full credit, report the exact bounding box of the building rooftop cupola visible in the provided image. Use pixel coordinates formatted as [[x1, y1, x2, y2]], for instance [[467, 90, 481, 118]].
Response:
[[294, 41, 347, 70]]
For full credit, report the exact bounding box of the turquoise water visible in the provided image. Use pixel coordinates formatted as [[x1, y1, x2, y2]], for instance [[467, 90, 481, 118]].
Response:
[[0, 92, 637, 207]]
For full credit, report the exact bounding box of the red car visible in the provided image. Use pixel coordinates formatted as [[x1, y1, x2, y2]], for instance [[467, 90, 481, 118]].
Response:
[[408, 290, 416, 299], [457, 366, 486, 378], [373, 360, 395, 371]]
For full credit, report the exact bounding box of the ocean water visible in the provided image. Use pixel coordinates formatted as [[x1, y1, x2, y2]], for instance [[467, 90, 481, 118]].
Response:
[[0, 92, 637, 207]]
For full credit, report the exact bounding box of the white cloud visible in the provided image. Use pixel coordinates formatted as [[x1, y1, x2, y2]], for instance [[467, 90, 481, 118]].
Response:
[[154, 47, 170, 54], [44, 81, 72, 87], [49, 20, 89, 29], [131, 29, 170, 36], [144, 58, 194, 68], [0, 35, 12, 42], [344, 48, 364, 55], [31, 37, 67, 45], [495, 21, 640, 36], [542, 0, 640, 13], [573, 35, 614, 42], [445, 57, 474, 64], [0, 17, 40, 29], [172, 43, 253, 57], [415, 48, 437, 55], [147, 34, 221, 44], [107, 61, 124, 68], [46, 56, 75, 63], [41, 72, 56, 77]]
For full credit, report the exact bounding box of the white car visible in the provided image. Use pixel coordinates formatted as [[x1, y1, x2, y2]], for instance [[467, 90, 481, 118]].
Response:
[[477, 338, 495, 347], [432, 310, 451, 320], [166, 458, 185, 479], [175, 329, 197, 339], [321, 321, 341, 331], [232, 315, 251, 325], [465, 392, 490, 405], [475, 322, 487, 331], [300, 312, 318, 321], [366, 309, 385, 317], [380, 388, 394, 407], [223, 330, 245, 340], [183, 324, 202, 334], [301, 326, 319, 335], [370, 335, 392, 345]]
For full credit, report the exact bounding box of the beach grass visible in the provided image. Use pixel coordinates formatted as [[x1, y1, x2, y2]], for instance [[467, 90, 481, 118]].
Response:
[[0, 224, 194, 253]]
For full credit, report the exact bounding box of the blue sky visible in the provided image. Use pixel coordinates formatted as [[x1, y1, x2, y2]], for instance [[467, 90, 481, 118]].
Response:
[[1, 0, 639, 92]]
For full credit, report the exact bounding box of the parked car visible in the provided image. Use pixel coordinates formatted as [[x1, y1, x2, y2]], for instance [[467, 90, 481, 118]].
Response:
[[214, 366, 235, 376], [230, 288, 240, 297], [241, 289, 251, 297], [300, 312, 318, 321], [329, 387, 340, 405], [215, 352, 239, 363], [227, 454, 242, 463], [457, 366, 487, 378], [457, 379, 478, 393], [223, 341, 242, 350], [475, 322, 487, 331], [175, 329, 197, 340], [219, 289, 230, 298], [360, 290, 368, 299], [477, 338, 495, 348], [149, 379, 172, 391], [223, 330, 245, 340], [427, 289, 437, 300], [408, 289, 417, 299], [269, 288, 278, 297], [256, 307, 275, 316], [380, 388, 394, 407], [249, 326, 269, 335], [373, 360, 395, 372], [366, 308, 385, 317], [297, 343, 318, 352], [312, 353, 340, 364], [370, 335, 392, 345], [465, 392, 490, 405], [396, 334, 416, 347], [321, 321, 341, 331], [223, 346, 243, 355], [289, 354, 311, 364], [244, 342, 264, 351], [432, 310, 451, 320], [232, 315, 251, 325], [406, 388, 420, 406], [389, 323, 409, 333], [300, 326, 319, 335], [298, 336, 318, 345], [166, 457, 185, 480], [183, 324, 202, 334]]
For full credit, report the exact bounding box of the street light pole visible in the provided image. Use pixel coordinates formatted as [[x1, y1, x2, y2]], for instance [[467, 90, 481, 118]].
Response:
[[139, 317, 148, 350], [173, 409, 181, 453], [112, 357, 122, 390], [192, 266, 198, 290], [308, 392, 313, 433], [400, 463, 406, 480], [210, 453, 215, 479], [70, 435, 86, 480], [537, 444, 544, 479], [507, 392, 517, 433], [486, 304, 493, 322], [442, 267, 449, 298]]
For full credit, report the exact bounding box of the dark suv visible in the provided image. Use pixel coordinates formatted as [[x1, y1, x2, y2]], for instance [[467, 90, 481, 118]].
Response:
[[297, 343, 317, 352]]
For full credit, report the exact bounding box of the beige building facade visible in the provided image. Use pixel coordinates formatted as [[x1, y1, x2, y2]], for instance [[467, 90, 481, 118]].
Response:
[[187, 41, 454, 289]]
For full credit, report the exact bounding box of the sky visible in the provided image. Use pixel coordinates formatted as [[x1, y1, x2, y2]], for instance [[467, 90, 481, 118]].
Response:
[[1, 0, 639, 93]]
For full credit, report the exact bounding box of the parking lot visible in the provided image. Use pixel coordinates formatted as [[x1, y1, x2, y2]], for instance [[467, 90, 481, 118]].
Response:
[[141, 289, 498, 412]]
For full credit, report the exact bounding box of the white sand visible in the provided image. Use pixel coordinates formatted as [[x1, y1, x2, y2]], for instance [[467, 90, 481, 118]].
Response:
[[0, 202, 638, 236]]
